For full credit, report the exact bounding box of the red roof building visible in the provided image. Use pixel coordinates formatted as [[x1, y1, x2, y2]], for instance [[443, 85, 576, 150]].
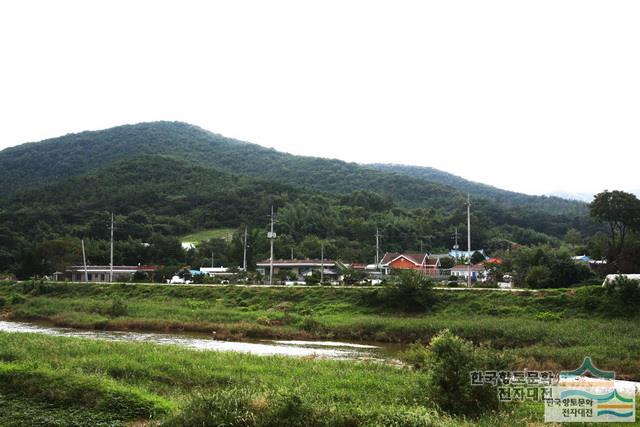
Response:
[[379, 252, 440, 275]]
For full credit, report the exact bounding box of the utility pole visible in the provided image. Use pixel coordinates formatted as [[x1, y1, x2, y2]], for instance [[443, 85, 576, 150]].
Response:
[[109, 213, 114, 283], [242, 226, 248, 271], [268, 206, 276, 285], [320, 243, 324, 284], [81, 239, 88, 282], [291, 247, 294, 260], [211, 250, 214, 268], [375, 227, 380, 269], [467, 194, 472, 289]]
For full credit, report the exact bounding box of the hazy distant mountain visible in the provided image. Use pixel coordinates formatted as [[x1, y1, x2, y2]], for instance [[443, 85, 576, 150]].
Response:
[[547, 191, 594, 203], [548, 190, 640, 202], [367, 163, 587, 216]]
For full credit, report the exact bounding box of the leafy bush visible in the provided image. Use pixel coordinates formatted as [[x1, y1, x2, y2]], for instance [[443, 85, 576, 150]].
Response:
[[525, 265, 551, 289], [380, 270, 436, 312], [304, 271, 321, 286], [131, 271, 149, 283], [401, 330, 505, 416], [108, 298, 129, 317], [604, 276, 640, 311], [399, 342, 431, 370], [8, 294, 27, 305], [298, 316, 323, 333]]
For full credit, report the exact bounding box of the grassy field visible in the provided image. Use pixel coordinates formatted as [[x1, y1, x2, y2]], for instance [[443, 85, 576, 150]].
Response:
[[180, 228, 235, 244], [1, 281, 640, 425], [4, 330, 625, 426], [1, 281, 639, 379]]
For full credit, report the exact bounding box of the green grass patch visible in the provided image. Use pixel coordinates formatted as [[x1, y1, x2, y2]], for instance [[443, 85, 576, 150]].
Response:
[[180, 228, 235, 244]]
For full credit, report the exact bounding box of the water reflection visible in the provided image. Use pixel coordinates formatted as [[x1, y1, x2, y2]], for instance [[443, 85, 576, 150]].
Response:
[[0, 320, 391, 361]]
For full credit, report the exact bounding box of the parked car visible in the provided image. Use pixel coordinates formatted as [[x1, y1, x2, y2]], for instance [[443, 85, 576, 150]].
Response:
[[167, 275, 192, 284]]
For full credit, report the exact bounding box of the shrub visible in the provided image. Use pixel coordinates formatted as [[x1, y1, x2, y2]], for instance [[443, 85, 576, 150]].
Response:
[[525, 265, 551, 289], [380, 270, 436, 312], [298, 316, 323, 333], [131, 271, 149, 283], [305, 271, 321, 286], [402, 330, 504, 416], [603, 276, 640, 312], [399, 342, 430, 370], [8, 294, 27, 305], [108, 298, 129, 317]]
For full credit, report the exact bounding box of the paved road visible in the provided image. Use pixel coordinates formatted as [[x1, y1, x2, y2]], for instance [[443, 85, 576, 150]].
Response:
[[25, 280, 539, 292]]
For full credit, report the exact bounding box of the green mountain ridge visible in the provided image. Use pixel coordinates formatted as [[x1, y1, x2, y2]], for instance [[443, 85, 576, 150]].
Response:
[[0, 121, 585, 216], [0, 122, 455, 209], [0, 121, 600, 276], [367, 163, 587, 216]]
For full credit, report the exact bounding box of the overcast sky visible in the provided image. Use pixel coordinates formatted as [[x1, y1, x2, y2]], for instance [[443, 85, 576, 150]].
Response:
[[1, 1, 638, 197]]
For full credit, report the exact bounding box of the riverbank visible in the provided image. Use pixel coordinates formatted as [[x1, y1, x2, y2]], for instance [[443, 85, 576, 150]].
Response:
[[1, 280, 639, 378], [0, 330, 554, 426]]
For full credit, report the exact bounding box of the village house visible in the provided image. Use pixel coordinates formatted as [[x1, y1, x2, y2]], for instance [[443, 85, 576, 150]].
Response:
[[60, 265, 158, 282], [450, 264, 486, 281], [379, 252, 441, 276], [256, 259, 339, 281]]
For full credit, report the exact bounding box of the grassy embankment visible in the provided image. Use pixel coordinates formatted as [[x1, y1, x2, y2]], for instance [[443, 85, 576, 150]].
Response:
[[1, 280, 639, 379]]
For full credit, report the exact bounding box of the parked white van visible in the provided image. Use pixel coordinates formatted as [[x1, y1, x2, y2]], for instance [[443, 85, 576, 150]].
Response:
[[602, 274, 640, 286]]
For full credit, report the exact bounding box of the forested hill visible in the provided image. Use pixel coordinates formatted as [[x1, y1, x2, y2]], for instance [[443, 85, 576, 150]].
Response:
[[0, 121, 582, 217], [0, 122, 601, 275], [1, 155, 299, 242], [0, 154, 590, 275], [367, 163, 587, 216], [0, 121, 455, 208]]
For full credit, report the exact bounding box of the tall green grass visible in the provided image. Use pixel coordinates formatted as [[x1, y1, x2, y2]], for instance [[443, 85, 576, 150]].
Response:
[[2, 281, 639, 377]]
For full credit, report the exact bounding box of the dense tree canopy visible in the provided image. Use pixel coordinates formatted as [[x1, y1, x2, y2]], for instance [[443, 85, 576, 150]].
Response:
[[0, 121, 610, 278], [590, 190, 640, 272]]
